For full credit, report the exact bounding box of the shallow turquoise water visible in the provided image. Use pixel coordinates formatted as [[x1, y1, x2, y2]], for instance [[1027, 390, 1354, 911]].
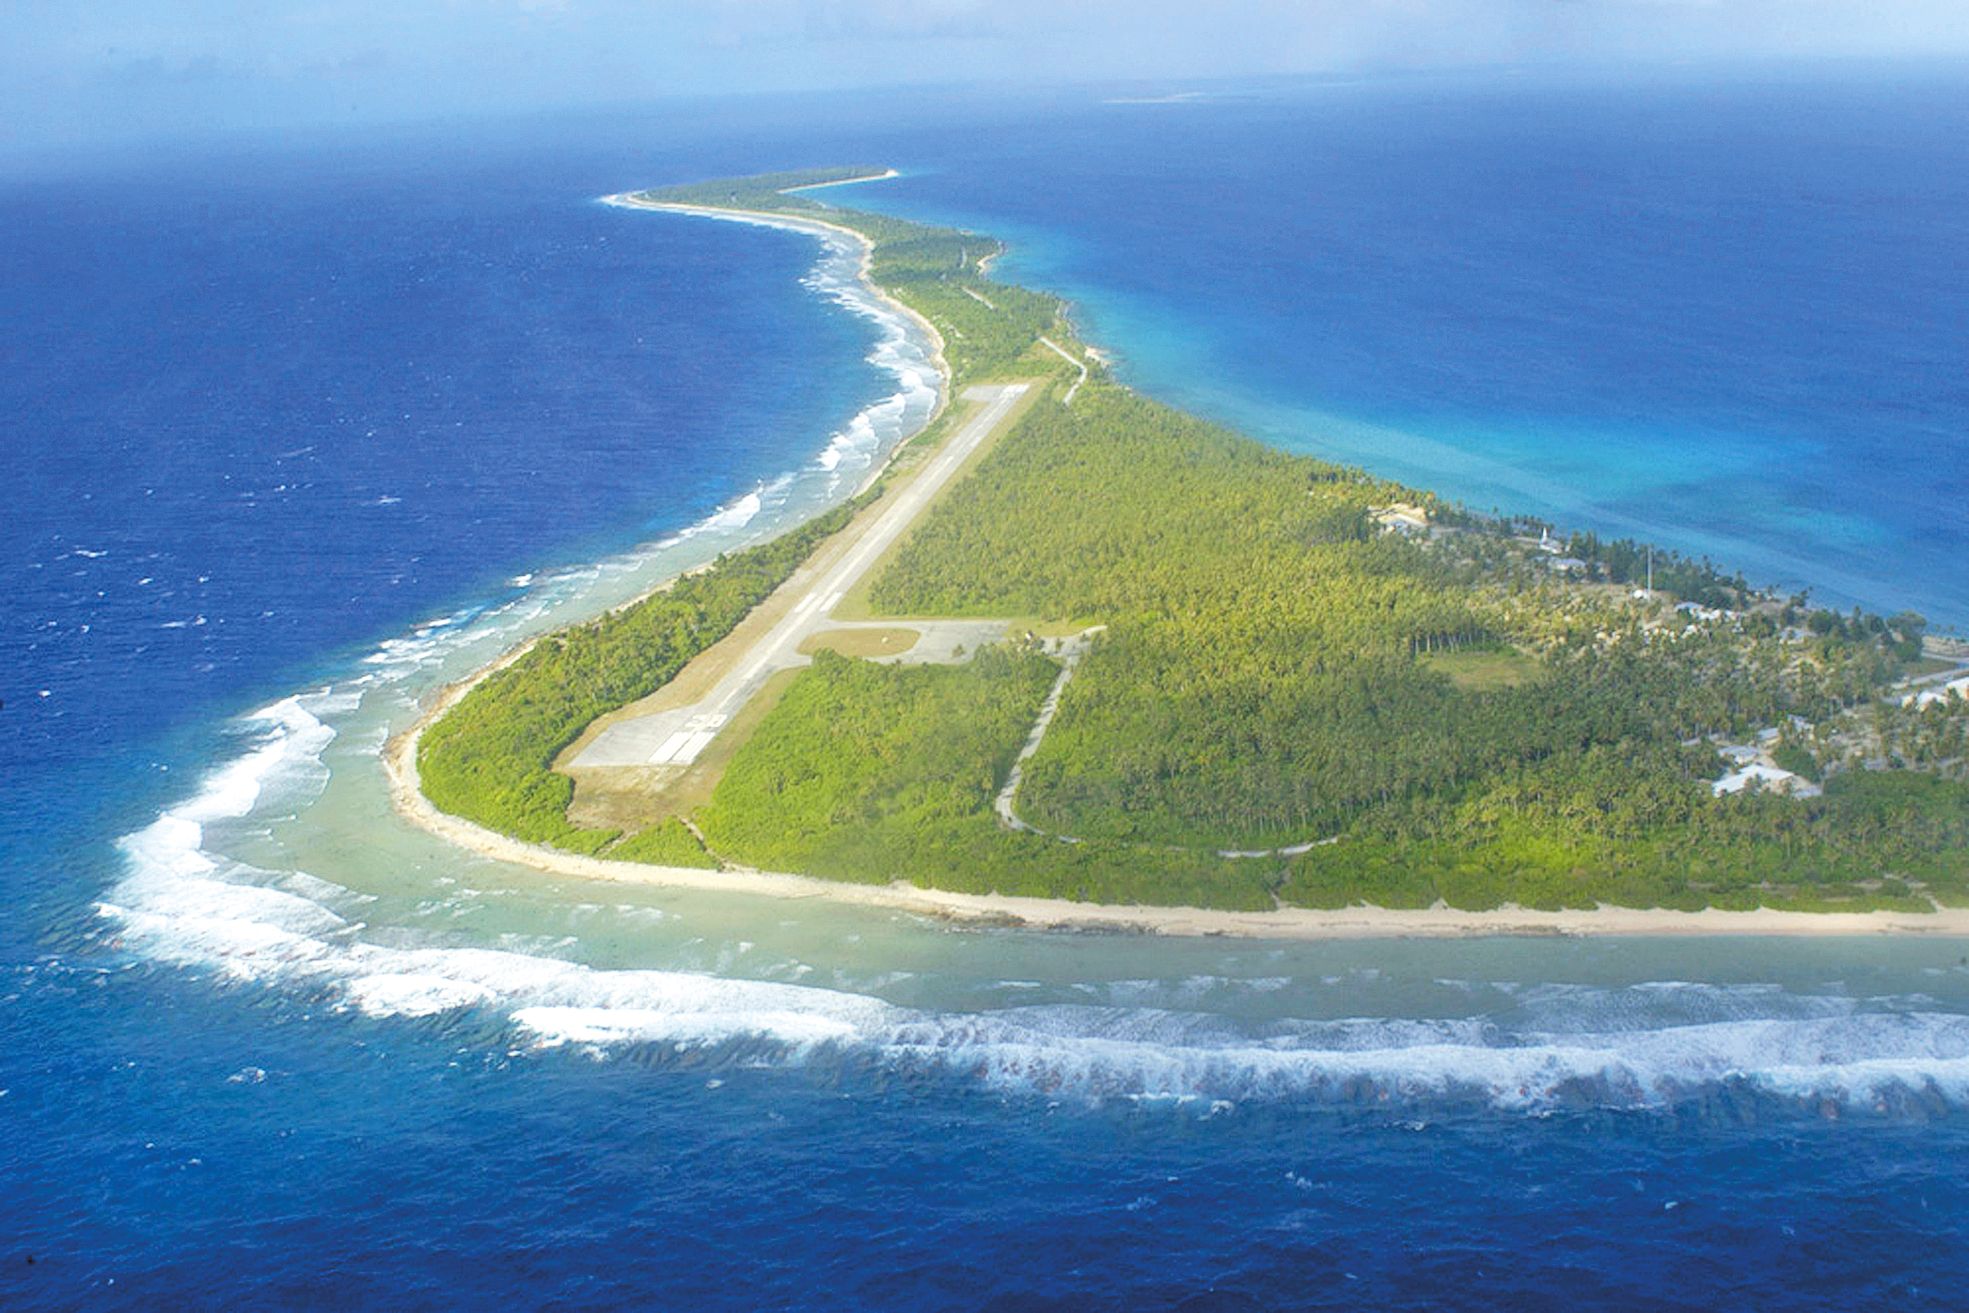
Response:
[[6, 74, 1969, 1308], [852, 67, 1969, 627]]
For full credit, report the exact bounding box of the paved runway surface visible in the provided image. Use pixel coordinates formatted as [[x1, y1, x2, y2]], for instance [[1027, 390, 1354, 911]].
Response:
[[572, 383, 1029, 769]]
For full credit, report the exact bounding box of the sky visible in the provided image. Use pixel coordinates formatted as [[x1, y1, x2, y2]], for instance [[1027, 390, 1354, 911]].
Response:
[[7, 0, 1969, 149]]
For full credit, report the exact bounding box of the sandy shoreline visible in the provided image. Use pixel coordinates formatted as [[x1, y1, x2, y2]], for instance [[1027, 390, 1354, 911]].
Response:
[[383, 192, 1969, 942], [601, 191, 952, 439], [383, 708, 1969, 937]]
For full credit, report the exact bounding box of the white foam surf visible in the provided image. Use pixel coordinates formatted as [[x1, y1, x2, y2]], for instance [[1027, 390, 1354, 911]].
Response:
[[328, 207, 940, 703], [93, 192, 1969, 1118], [633, 199, 944, 494], [793, 224, 941, 490], [97, 664, 1969, 1116], [99, 716, 1969, 1115], [118, 697, 336, 877]]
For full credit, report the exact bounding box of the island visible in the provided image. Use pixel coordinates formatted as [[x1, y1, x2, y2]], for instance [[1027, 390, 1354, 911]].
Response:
[[385, 167, 1969, 936]]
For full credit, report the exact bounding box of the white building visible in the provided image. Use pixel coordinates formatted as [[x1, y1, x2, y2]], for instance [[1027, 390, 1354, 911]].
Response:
[[1712, 763, 1822, 799], [1372, 503, 1430, 535], [1902, 675, 1969, 710]]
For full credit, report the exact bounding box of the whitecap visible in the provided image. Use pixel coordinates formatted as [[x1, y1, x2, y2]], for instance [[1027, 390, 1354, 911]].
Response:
[[101, 755, 1969, 1116], [346, 973, 497, 1018], [700, 489, 761, 533], [104, 197, 1969, 1119]]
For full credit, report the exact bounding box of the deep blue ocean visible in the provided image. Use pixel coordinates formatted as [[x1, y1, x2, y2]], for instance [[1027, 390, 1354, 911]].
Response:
[[6, 71, 1969, 1309]]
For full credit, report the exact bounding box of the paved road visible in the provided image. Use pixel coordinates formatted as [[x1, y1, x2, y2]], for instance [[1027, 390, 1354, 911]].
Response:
[[573, 383, 1030, 769]]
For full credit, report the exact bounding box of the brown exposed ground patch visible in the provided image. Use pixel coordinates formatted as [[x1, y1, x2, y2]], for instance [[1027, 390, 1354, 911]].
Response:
[[798, 627, 921, 658], [563, 667, 804, 833]]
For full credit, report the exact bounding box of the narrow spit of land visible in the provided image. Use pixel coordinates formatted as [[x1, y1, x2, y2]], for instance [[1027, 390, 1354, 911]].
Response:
[[571, 382, 1031, 771], [394, 168, 1969, 936]]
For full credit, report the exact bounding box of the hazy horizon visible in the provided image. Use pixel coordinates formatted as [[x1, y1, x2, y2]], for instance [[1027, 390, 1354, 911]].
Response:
[[9, 0, 1969, 153]]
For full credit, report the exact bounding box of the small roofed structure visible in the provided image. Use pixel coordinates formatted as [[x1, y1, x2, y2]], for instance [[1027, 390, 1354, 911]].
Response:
[[1902, 675, 1969, 709], [1372, 502, 1430, 535], [1712, 763, 1822, 799]]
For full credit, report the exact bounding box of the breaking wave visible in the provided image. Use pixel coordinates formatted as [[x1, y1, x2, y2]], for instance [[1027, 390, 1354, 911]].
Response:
[[98, 704, 1969, 1115], [631, 199, 943, 493], [92, 190, 1969, 1122], [797, 233, 940, 490]]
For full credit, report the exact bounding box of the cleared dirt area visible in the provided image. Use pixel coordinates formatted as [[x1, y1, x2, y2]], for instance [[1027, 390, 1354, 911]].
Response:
[[798, 626, 920, 658], [565, 667, 804, 834]]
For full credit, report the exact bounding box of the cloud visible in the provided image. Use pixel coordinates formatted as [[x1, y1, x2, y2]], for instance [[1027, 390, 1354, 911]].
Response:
[[5, 0, 1967, 149]]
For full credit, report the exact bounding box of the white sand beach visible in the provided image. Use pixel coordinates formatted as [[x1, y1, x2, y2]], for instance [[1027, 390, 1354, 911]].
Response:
[[385, 195, 1969, 942]]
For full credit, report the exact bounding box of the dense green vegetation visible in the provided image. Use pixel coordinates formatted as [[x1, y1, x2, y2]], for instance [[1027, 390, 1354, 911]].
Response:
[[868, 387, 1562, 847], [850, 379, 1969, 909], [850, 379, 1969, 906], [1871, 693, 1969, 774], [635, 171, 1068, 385], [606, 818, 717, 868], [416, 496, 868, 853], [1281, 752, 1969, 912], [697, 650, 1277, 909], [419, 167, 1969, 915]]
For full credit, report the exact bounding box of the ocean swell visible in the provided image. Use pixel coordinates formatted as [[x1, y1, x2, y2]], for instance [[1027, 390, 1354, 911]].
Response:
[[796, 236, 941, 490], [96, 704, 1969, 1117], [616, 200, 943, 495], [88, 191, 1969, 1124]]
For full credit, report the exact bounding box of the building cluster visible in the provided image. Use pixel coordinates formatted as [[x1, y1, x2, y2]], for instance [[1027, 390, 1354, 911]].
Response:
[[1710, 723, 1823, 798], [1902, 675, 1969, 710]]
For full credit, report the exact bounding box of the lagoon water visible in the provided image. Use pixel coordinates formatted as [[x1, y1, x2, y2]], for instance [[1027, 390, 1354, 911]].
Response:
[[5, 73, 1969, 1307], [856, 68, 1969, 628]]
